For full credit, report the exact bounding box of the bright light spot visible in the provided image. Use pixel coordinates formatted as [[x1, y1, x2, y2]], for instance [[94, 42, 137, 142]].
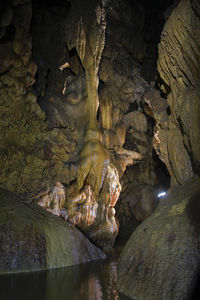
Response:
[[62, 81, 67, 95], [158, 192, 166, 198], [59, 62, 70, 71]]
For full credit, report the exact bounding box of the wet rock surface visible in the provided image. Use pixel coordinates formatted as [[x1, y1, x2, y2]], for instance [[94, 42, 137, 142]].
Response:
[[117, 1, 200, 299], [0, 4, 200, 300], [0, 187, 105, 274], [0, 0, 146, 249], [29, 0, 160, 247], [37, 164, 121, 250], [117, 178, 200, 300], [0, 0, 189, 265], [145, 0, 200, 186]]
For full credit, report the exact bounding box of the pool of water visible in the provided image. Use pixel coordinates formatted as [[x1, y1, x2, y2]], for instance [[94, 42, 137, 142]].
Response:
[[0, 256, 131, 300]]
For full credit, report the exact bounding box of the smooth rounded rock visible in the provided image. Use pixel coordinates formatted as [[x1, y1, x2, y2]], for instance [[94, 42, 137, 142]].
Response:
[[0, 187, 106, 274], [117, 178, 200, 300]]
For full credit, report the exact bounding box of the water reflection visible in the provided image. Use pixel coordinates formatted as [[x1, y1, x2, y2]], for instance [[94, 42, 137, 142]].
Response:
[[0, 258, 131, 300]]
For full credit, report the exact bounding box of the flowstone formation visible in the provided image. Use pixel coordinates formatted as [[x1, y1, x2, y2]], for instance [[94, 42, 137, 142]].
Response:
[[65, 0, 110, 200], [37, 165, 121, 249], [0, 0, 171, 253], [31, 0, 146, 249], [54, 0, 122, 249], [0, 0, 123, 249]]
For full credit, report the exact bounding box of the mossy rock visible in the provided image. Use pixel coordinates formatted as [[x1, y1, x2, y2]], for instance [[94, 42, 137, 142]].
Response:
[[0, 187, 106, 274], [117, 178, 200, 300]]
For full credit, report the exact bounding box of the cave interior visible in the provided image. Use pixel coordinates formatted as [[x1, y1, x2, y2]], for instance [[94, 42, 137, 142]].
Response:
[[0, 0, 200, 299]]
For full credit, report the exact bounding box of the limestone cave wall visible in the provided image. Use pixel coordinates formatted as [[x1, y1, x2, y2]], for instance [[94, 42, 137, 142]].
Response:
[[2, 0, 194, 250], [145, 0, 200, 186], [117, 1, 200, 299]]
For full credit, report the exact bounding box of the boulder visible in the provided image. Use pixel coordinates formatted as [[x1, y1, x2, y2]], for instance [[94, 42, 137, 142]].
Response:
[[0, 187, 106, 274], [117, 178, 200, 300]]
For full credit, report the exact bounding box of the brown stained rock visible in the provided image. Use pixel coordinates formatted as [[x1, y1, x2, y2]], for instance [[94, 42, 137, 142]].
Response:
[[37, 163, 121, 249], [168, 128, 194, 184], [0, 0, 81, 199], [143, 88, 173, 180], [0, 0, 173, 254], [0, 187, 106, 274], [86, 164, 121, 249], [29, 0, 154, 247], [67, 185, 98, 228], [120, 184, 158, 222], [100, 96, 113, 130], [115, 122, 126, 148], [66, 164, 121, 249], [155, 0, 200, 184], [123, 111, 148, 133], [102, 123, 126, 150], [37, 182, 68, 219], [77, 139, 110, 197], [158, 0, 200, 89], [87, 206, 119, 250], [102, 129, 119, 149], [114, 147, 142, 174], [97, 1, 159, 234], [65, 0, 111, 200], [117, 178, 200, 300], [184, 87, 200, 167], [140, 0, 200, 189], [144, 89, 168, 124]]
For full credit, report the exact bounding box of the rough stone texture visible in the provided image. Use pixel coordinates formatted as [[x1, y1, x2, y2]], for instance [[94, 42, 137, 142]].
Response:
[[97, 0, 169, 239], [0, 0, 171, 249], [30, 0, 151, 247], [37, 181, 68, 220], [0, 187, 105, 274], [118, 184, 158, 222], [117, 2, 200, 298], [37, 164, 121, 250], [0, 0, 77, 200], [145, 0, 200, 186], [117, 178, 200, 300], [115, 183, 159, 244]]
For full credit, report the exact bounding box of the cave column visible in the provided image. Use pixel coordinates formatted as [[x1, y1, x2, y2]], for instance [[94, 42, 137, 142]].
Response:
[[84, 67, 102, 142], [74, 5, 109, 196]]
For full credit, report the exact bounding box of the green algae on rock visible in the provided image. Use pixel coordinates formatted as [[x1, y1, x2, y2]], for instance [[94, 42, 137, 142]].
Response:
[[0, 187, 106, 274]]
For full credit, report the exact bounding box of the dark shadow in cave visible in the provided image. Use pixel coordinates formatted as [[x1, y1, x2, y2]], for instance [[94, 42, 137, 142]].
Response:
[[152, 149, 170, 191]]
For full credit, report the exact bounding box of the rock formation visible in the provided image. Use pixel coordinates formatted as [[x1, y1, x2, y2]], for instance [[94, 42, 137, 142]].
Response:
[[1, 0, 199, 287], [0, 0, 77, 199], [118, 178, 200, 300], [1, 0, 160, 250], [144, 0, 200, 186], [0, 187, 105, 274], [117, 1, 200, 299]]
